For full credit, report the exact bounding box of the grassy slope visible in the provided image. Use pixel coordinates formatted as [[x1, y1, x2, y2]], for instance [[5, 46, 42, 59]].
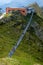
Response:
[[0, 13, 43, 65]]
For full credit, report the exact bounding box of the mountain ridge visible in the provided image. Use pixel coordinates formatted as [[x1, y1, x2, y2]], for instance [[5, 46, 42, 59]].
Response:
[[27, 3, 43, 18]]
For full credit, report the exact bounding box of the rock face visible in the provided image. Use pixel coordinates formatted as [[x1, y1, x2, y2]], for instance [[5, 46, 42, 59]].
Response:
[[31, 22, 43, 42]]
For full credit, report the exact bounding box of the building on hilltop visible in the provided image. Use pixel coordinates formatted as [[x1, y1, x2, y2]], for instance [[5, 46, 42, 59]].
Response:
[[6, 7, 27, 16]]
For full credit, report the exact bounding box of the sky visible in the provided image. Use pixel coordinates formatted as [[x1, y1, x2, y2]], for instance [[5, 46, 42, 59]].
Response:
[[0, 0, 43, 7]]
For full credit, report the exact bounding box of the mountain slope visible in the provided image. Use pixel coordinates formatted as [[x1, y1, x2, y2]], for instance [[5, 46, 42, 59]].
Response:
[[0, 11, 43, 65]]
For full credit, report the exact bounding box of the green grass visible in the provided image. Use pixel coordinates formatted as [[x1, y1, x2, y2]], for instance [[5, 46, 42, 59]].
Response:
[[0, 13, 43, 65]]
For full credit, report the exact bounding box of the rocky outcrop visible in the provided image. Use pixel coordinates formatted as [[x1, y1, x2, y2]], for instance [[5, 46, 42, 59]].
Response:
[[27, 2, 43, 18], [31, 22, 43, 42]]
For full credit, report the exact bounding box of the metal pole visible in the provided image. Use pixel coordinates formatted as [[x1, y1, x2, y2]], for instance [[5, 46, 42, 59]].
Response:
[[8, 12, 34, 57]]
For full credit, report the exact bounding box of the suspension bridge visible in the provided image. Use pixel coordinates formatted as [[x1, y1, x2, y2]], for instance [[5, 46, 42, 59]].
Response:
[[8, 11, 34, 57]]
